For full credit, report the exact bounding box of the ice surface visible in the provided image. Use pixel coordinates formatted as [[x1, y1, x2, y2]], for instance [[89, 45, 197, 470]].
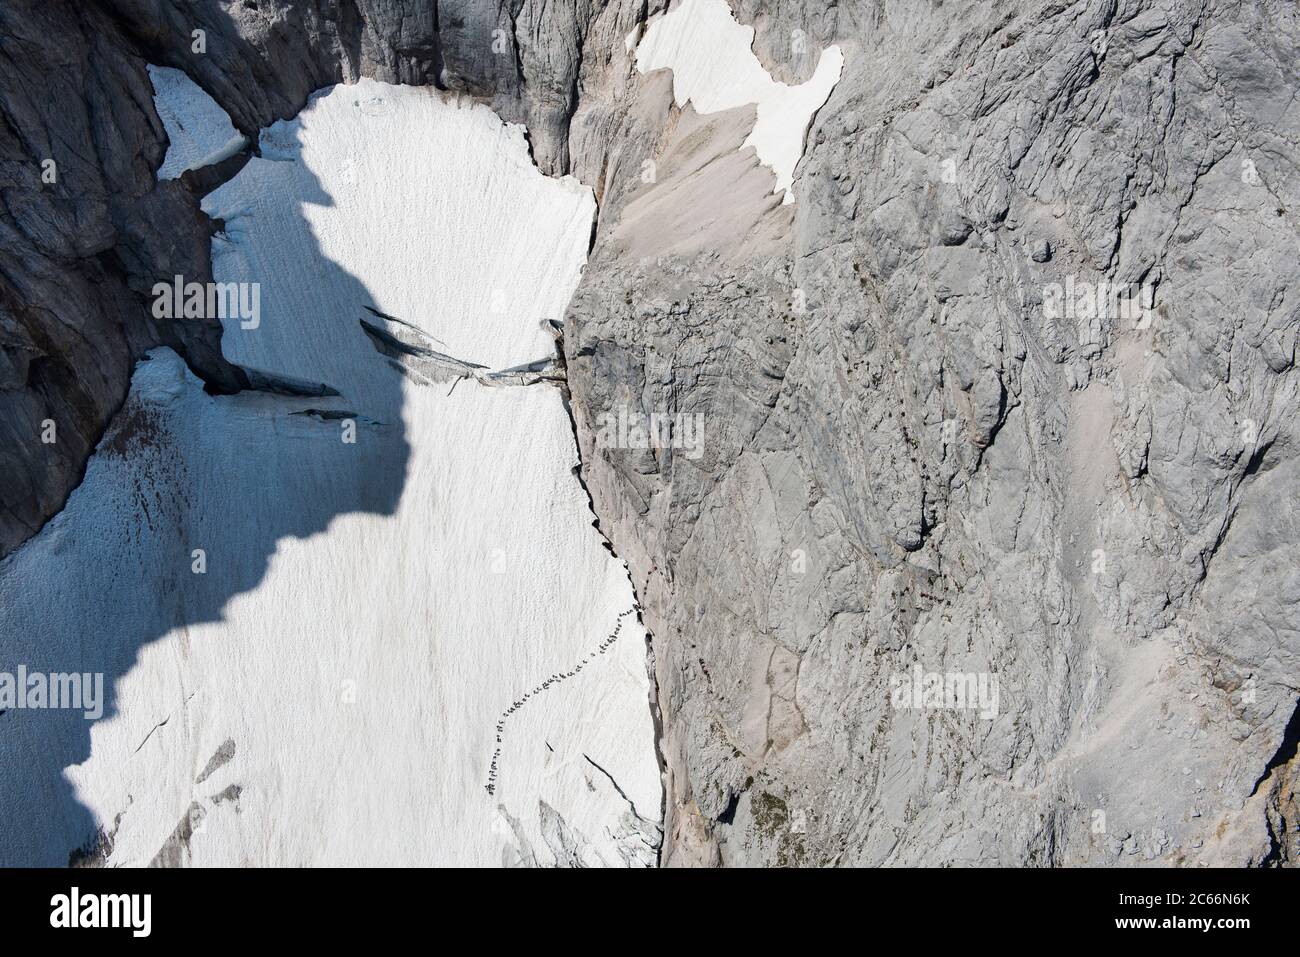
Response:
[[148, 65, 247, 180], [0, 79, 660, 866], [632, 0, 843, 202]]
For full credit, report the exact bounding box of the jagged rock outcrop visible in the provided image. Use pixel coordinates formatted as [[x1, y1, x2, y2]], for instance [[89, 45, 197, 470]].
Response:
[[0, 0, 246, 556]]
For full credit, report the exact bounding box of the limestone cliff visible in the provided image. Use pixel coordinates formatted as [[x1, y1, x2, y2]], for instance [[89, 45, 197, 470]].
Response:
[[1, 0, 1295, 867]]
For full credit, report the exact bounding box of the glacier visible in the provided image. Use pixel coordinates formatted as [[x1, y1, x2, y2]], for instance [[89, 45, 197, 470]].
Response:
[[0, 78, 661, 867]]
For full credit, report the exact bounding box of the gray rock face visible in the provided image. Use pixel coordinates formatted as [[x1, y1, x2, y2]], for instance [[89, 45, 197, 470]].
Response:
[[564, 0, 1300, 865], [2, 0, 1296, 868], [100, 0, 666, 175]]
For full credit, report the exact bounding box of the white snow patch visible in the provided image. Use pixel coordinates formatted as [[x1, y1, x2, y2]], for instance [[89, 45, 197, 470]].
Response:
[[0, 80, 660, 867], [148, 65, 248, 179], [631, 0, 843, 203]]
